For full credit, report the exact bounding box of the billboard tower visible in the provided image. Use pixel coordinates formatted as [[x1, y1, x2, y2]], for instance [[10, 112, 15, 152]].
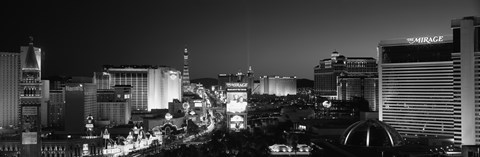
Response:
[[20, 37, 42, 157], [226, 82, 248, 132]]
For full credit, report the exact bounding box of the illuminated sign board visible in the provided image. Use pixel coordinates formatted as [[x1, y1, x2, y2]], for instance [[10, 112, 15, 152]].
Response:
[[83, 144, 90, 156], [226, 82, 248, 92], [229, 115, 245, 130], [194, 100, 203, 107], [22, 132, 37, 144], [226, 83, 248, 88], [406, 36, 444, 44], [226, 92, 247, 113], [230, 115, 244, 122], [85, 124, 94, 128]]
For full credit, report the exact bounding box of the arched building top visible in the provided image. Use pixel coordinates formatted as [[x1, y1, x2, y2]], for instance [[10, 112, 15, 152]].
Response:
[[340, 119, 403, 147]]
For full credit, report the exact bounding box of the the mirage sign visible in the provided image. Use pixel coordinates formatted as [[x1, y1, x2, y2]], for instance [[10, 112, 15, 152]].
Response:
[[406, 36, 444, 44]]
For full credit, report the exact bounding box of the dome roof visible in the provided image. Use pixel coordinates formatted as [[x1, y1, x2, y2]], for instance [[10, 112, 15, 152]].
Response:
[[340, 119, 403, 147]]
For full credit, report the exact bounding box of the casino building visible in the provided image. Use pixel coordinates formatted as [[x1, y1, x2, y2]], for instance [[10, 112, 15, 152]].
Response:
[[378, 35, 454, 139], [378, 17, 480, 149], [314, 52, 378, 111], [314, 52, 377, 97], [258, 76, 297, 96], [94, 65, 182, 111], [451, 16, 480, 148]]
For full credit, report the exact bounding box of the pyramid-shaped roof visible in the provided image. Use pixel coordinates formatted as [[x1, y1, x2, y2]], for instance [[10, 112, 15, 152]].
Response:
[[25, 38, 39, 69]]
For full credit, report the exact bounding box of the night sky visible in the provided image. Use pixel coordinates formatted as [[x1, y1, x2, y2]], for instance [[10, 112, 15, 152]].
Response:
[[1, 0, 478, 79]]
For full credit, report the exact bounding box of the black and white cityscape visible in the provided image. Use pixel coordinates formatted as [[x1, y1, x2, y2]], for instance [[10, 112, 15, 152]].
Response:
[[1, 1, 479, 157]]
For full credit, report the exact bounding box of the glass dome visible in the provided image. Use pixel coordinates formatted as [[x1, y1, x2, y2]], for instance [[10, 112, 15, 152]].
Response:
[[339, 119, 403, 147]]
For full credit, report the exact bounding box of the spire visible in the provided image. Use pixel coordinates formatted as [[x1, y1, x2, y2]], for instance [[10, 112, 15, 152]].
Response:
[[25, 36, 39, 69]]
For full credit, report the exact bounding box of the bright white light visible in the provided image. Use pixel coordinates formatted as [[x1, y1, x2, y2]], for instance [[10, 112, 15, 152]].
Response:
[[322, 101, 332, 108]]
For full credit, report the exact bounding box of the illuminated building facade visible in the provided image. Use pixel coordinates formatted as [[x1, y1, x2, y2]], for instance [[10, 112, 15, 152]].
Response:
[[451, 16, 480, 147], [94, 66, 148, 111], [378, 35, 454, 139], [94, 65, 182, 111], [0, 138, 104, 157], [259, 76, 297, 96], [314, 52, 377, 98], [183, 47, 191, 91], [19, 38, 43, 157], [226, 82, 248, 132], [0, 52, 20, 128], [147, 67, 182, 110]]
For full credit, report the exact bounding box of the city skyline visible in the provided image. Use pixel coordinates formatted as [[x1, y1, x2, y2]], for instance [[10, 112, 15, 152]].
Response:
[[1, 0, 478, 80]]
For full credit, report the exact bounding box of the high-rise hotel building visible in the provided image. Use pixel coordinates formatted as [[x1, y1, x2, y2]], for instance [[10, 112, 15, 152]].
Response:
[[451, 16, 480, 147], [0, 52, 21, 127], [378, 35, 454, 139], [314, 52, 377, 103], [258, 76, 297, 96], [94, 65, 182, 111], [378, 17, 480, 148]]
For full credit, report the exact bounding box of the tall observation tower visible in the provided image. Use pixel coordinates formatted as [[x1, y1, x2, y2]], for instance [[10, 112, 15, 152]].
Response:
[[182, 46, 190, 89]]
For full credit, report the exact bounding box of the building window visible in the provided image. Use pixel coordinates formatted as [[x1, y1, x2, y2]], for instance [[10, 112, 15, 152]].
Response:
[[475, 27, 479, 52], [453, 28, 461, 52]]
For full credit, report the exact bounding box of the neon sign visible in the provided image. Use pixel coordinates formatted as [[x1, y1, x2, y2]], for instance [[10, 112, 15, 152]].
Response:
[[226, 83, 248, 88], [406, 36, 444, 44]]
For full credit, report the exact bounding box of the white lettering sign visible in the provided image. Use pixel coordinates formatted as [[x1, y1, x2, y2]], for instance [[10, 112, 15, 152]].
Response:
[[226, 83, 248, 88], [406, 36, 444, 44]]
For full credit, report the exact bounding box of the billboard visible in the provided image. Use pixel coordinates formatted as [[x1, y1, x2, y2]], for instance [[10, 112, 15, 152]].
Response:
[[22, 105, 40, 144], [226, 83, 248, 92], [229, 115, 246, 131], [226, 82, 248, 131], [226, 92, 247, 113], [21, 132, 37, 144], [194, 100, 203, 107]]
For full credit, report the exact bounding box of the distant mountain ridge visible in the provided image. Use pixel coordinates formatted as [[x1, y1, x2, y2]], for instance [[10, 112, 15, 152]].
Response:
[[297, 78, 313, 88]]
